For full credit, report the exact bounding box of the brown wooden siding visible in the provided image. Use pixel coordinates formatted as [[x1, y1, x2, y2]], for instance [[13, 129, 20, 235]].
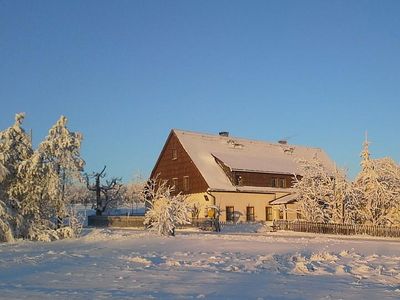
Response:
[[151, 131, 209, 195], [232, 171, 295, 188]]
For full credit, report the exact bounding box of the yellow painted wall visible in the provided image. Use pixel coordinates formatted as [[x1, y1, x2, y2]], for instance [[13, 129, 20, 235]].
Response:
[[210, 191, 291, 222], [185, 192, 211, 218], [184, 191, 300, 222]]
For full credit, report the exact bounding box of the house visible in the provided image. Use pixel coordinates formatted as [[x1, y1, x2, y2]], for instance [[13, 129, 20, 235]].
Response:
[[150, 129, 336, 223]]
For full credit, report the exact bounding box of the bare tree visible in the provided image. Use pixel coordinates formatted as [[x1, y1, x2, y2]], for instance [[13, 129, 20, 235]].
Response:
[[85, 166, 122, 216]]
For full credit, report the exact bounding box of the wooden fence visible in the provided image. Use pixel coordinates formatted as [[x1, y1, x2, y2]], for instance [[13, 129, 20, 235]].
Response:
[[273, 220, 400, 238]]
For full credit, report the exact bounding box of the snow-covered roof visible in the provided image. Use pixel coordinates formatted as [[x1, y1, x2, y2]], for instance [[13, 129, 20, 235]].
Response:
[[174, 129, 336, 191], [270, 193, 298, 205]]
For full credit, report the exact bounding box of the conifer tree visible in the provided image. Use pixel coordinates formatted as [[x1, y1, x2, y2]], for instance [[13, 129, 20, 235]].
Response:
[[0, 113, 33, 241], [0, 113, 33, 205], [353, 138, 400, 225], [0, 114, 86, 242], [37, 116, 85, 225]]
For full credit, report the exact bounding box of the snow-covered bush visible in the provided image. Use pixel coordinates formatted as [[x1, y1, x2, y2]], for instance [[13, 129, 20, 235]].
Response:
[[65, 204, 85, 237], [143, 178, 191, 236]]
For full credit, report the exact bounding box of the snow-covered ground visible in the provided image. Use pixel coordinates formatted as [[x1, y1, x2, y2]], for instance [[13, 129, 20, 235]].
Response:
[[1, 226, 400, 299]]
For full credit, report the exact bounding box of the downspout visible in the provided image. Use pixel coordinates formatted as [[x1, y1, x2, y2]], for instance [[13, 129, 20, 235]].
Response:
[[206, 188, 217, 219], [206, 188, 216, 206], [206, 188, 220, 231], [284, 204, 288, 220]]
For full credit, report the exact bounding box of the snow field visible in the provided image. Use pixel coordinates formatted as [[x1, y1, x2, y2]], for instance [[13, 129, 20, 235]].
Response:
[[0, 228, 399, 299]]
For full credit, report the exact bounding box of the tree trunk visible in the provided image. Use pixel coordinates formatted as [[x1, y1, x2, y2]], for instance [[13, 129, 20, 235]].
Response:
[[95, 175, 102, 216]]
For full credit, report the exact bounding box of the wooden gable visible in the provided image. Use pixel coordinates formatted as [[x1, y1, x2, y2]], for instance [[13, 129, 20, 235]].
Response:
[[151, 130, 209, 194]]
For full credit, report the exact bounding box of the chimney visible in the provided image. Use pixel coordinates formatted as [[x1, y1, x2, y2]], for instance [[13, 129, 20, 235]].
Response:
[[219, 131, 229, 137], [278, 140, 287, 145]]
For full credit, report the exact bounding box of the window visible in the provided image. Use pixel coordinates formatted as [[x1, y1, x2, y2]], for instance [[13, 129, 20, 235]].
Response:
[[246, 206, 255, 222], [279, 178, 286, 188], [235, 175, 243, 186], [266, 207, 273, 221], [172, 149, 177, 160], [172, 178, 178, 189], [226, 206, 234, 222], [272, 177, 286, 188], [183, 176, 189, 191]]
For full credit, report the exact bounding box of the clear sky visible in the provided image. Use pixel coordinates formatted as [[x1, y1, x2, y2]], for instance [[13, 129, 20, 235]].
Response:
[[1, 0, 399, 181]]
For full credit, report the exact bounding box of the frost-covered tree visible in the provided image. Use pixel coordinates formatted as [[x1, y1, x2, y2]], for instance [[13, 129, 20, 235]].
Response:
[[123, 175, 145, 214], [0, 162, 14, 242], [37, 116, 84, 225], [0, 114, 85, 242], [0, 113, 33, 204], [353, 139, 400, 226], [293, 158, 353, 223], [64, 183, 94, 206], [143, 177, 191, 236], [0, 162, 8, 182], [0, 113, 33, 242]]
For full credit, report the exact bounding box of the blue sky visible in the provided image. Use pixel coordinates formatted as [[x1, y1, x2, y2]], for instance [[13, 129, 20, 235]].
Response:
[[1, 0, 399, 181]]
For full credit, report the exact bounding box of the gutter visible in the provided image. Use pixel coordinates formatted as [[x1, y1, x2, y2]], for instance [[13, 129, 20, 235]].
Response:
[[206, 188, 216, 206]]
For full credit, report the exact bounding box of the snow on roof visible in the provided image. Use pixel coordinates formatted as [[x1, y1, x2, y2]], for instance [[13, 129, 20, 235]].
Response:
[[270, 193, 298, 205], [173, 129, 336, 191]]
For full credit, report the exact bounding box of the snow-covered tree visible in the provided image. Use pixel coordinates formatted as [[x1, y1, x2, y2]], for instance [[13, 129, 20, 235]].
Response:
[[37, 116, 84, 225], [293, 157, 353, 223], [123, 175, 145, 214], [64, 183, 94, 206], [143, 177, 192, 236], [0, 163, 14, 242], [0, 113, 33, 204], [353, 139, 400, 225], [0, 114, 85, 242], [0, 113, 33, 242], [0, 162, 8, 182]]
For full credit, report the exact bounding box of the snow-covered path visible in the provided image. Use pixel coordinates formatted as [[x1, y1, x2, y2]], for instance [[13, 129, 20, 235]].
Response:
[[0, 229, 399, 299]]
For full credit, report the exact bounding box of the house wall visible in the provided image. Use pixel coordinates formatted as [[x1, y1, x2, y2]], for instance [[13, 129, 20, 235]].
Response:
[[151, 132, 209, 195], [184, 191, 300, 223], [284, 202, 300, 220], [208, 191, 298, 222], [185, 193, 212, 218]]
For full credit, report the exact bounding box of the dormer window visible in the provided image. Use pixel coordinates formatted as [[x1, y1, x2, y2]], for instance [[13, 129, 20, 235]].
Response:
[[172, 149, 177, 160]]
